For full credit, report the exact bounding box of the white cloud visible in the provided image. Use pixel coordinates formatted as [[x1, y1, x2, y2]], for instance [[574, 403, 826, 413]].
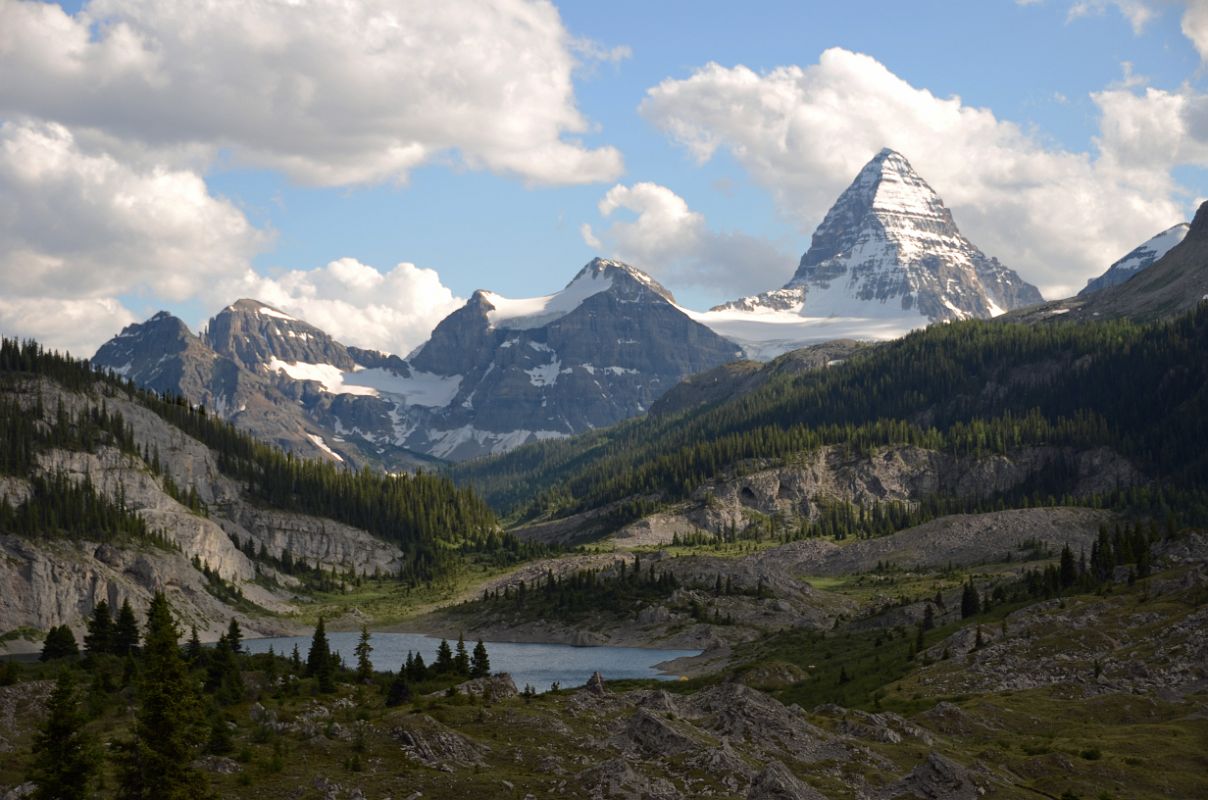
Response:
[[0, 120, 269, 303], [1068, 0, 1156, 32], [0, 0, 622, 187], [235, 258, 464, 357], [0, 119, 269, 353], [1181, 0, 1208, 59], [640, 48, 1189, 298], [0, 297, 136, 358], [582, 182, 792, 298], [0, 118, 459, 357]]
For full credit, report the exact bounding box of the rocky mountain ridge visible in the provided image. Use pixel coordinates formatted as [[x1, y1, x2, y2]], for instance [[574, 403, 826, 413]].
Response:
[[95, 259, 743, 464]]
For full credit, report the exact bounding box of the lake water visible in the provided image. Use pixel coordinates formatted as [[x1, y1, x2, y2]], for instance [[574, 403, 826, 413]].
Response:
[[243, 632, 700, 693]]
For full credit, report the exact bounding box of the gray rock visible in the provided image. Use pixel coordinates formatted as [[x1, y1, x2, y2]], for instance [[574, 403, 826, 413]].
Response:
[[747, 761, 828, 800]]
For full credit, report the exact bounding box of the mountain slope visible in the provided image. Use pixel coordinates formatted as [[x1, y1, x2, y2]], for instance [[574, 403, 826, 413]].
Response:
[[697, 149, 1043, 359], [453, 304, 1208, 531], [1078, 222, 1189, 296], [1009, 201, 1208, 325], [1, 338, 500, 647]]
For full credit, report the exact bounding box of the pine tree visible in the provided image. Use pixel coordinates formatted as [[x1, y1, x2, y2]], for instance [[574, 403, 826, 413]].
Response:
[[1059, 544, 1077, 588], [113, 599, 140, 656], [225, 618, 242, 654], [434, 639, 454, 674], [84, 600, 114, 656], [354, 626, 374, 684], [385, 672, 411, 707], [28, 672, 98, 800], [39, 625, 79, 662], [960, 581, 981, 619], [307, 617, 335, 692], [453, 633, 470, 677], [290, 643, 303, 673], [184, 627, 203, 665], [470, 639, 491, 679], [116, 591, 206, 799], [922, 603, 935, 631]]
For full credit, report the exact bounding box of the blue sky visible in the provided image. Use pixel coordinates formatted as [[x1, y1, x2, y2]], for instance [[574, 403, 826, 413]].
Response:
[[2, 0, 1207, 354]]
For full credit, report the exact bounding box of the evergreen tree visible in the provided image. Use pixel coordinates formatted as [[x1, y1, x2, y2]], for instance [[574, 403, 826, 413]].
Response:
[[922, 603, 935, 631], [116, 592, 206, 800], [354, 626, 374, 684], [960, 581, 981, 619], [453, 633, 470, 677], [28, 671, 98, 800], [434, 639, 454, 674], [407, 652, 428, 683], [205, 635, 244, 706], [290, 643, 303, 673], [306, 617, 335, 692], [470, 639, 491, 679], [385, 672, 411, 707], [1059, 544, 1077, 588], [184, 627, 203, 665], [84, 600, 114, 656], [225, 618, 242, 655], [113, 599, 140, 656], [39, 625, 79, 661]]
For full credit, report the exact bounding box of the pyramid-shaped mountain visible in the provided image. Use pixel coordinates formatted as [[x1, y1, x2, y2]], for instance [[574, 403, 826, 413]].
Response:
[[714, 148, 1043, 322]]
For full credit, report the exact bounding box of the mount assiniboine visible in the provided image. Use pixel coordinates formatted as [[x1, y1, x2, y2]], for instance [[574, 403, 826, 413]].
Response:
[[94, 259, 741, 464], [693, 148, 1044, 358]]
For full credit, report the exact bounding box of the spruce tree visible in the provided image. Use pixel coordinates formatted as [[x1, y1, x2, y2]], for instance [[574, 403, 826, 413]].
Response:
[[116, 591, 206, 800], [1059, 544, 1077, 588], [385, 671, 411, 707], [354, 626, 374, 684], [453, 633, 470, 677], [39, 625, 79, 661], [960, 581, 981, 619], [434, 639, 454, 674], [113, 599, 140, 656], [470, 639, 491, 679], [184, 627, 203, 665], [225, 618, 242, 654], [84, 600, 114, 656], [306, 617, 335, 692], [28, 671, 98, 800]]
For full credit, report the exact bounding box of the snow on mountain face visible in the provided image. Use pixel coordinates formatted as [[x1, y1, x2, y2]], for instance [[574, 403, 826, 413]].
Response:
[[205, 299, 356, 372], [95, 259, 741, 464], [1078, 223, 1190, 297], [476, 259, 674, 331], [706, 148, 1043, 358]]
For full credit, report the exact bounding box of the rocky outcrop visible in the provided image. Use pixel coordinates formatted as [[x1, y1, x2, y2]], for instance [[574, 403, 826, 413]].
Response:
[[747, 762, 829, 800]]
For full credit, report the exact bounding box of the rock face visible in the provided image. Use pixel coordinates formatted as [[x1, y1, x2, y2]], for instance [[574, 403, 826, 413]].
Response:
[[94, 260, 742, 463], [1079, 223, 1189, 296], [0, 377, 405, 650], [698, 149, 1043, 359]]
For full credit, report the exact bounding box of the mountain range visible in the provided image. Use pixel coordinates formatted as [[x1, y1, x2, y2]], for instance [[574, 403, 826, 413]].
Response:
[[91, 148, 1185, 465]]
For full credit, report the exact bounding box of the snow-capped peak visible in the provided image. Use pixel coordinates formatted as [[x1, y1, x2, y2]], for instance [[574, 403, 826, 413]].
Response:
[[477, 258, 671, 330], [1079, 222, 1190, 296]]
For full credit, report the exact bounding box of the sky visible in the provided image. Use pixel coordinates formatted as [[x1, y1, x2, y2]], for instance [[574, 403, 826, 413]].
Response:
[[3, 0, 1208, 356]]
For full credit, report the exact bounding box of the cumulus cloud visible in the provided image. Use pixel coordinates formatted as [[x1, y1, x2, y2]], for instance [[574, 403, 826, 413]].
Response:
[[0, 118, 271, 353], [0, 0, 623, 187], [0, 118, 459, 357], [0, 120, 269, 302], [582, 183, 792, 298], [0, 297, 136, 358], [233, 258, 464, 357], [1068, 0, 1157, 32], [640, 48, 1189, 298]]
